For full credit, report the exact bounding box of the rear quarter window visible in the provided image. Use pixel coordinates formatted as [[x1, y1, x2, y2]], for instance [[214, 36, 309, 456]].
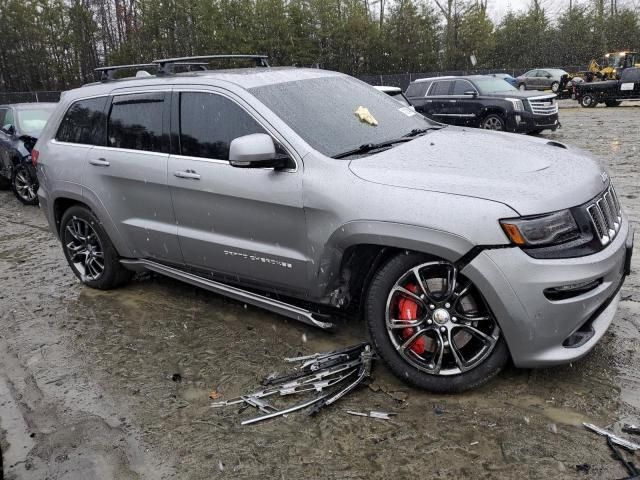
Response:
[[56, 97, 108, 145], [406, 82, 429, 98]]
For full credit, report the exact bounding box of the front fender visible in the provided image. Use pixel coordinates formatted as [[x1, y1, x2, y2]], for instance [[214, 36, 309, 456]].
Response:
[[310, 220, 477, 298]]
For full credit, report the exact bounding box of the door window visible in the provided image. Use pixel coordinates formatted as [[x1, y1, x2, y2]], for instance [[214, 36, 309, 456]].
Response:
[[56, 97, 108, 145], [452, 80, 476, 96], [0, 109, 7, 128], [406, 82, 429, 98], [428, 81, 452, 96], [107, 93, 166, 153], [179, 92, 266, 160], [1, 108, 14, 128]]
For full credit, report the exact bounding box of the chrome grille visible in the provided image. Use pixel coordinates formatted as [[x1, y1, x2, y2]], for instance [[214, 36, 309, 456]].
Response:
[[528, 96, 559, 115], [587, 185, 622, 246]]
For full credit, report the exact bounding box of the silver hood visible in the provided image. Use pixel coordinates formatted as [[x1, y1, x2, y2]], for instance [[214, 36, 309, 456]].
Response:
[[348, 128, 607, 216]]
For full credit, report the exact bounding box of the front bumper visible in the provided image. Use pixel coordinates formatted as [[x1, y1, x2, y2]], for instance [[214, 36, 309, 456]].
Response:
[[462, 217, 632, 368], [508, 111, 560, 133]]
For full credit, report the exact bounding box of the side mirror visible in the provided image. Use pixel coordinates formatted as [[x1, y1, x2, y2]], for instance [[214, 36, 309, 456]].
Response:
[[229, 133, 289, 169], [1, 124, 15, 135], [464, 90, 478, 97]]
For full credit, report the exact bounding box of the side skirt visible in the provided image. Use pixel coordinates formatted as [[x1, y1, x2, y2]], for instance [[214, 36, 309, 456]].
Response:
[[120, 259, 336, 331]]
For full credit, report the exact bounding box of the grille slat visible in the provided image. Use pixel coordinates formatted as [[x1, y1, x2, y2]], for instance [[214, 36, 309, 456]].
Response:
[[587, 185, 622, 246]]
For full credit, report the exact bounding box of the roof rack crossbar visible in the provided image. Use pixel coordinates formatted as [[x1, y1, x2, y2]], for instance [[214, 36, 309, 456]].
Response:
[[153, 54, 269, 75], [95, 63, 158, 81]]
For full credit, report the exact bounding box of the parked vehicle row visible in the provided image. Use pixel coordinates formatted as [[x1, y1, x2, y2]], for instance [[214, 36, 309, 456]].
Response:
[[0, 103, 57, 204], [29, 55, 632, 393]]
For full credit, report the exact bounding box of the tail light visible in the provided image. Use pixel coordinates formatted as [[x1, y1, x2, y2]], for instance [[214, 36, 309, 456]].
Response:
[[31, 149, 40, 167]]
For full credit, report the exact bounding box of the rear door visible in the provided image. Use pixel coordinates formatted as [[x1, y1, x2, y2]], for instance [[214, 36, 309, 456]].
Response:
[[82, 91, 183, 263], [424, 80, 454, 123], [167, 89, 308, 292]]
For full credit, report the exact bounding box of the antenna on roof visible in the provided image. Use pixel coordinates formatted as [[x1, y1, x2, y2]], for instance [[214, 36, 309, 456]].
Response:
[[153, 54, 269, 75]]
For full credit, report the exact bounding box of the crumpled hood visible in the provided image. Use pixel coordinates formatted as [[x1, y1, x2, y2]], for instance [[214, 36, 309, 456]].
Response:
[[348, 127, 607, 216]]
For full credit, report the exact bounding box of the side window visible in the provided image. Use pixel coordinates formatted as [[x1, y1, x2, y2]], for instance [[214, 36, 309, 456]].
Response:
[[0, 109, 7, 127], [622, 69, 640, 83], [3, 109, 14, 127], [56, 97, 108, 145], [406, 82, 429, 98], [428, 81, 452, 96], [107, 93, 165, 153], [452, 80, 475, 95], [526, 70, 537, 77], [179, 92, 266, 160]]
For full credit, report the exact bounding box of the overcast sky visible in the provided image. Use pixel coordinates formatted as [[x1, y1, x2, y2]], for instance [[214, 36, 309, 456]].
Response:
[[487, 0, 639, 22]]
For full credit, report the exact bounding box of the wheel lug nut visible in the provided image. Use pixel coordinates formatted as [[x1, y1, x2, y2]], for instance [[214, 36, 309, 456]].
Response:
[[451, 317, 457, 323], [427, 319, 433, 325], [440, 327, 446, 333], [429, 304, 435, 310], [443, 341, 449, 347], [445, 302, 451, 308]]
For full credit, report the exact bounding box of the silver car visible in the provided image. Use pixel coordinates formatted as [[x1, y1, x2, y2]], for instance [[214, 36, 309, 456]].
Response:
[[516, 68, 569, 92], [34, 55, 633, 393]]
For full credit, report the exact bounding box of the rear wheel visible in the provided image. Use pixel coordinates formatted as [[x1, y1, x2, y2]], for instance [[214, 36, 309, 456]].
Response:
[[365, 253, 508, 393], [518, 84, 526, 91], [60, 206, 132, 290], [551, 81, 560, 93], [605, 100, 622, 107], [580, 94, 598, 108], [481, 114, 506, 131], [11, 164, 38, 205]]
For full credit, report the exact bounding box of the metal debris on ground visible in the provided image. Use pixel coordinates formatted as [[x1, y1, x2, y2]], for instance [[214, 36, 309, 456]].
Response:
[[583, 423, 640, 451], [606, 437, 640, 480], [623, 424, 640, 435], [346, 410, 397, 420], [211, 343, 374, 425]]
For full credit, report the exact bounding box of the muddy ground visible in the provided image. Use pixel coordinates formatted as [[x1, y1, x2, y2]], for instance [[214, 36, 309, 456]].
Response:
[[1, 104, 640, 480]]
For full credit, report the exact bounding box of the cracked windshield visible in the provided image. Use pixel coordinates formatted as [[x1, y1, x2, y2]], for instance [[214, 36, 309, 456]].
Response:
[[0, 0, 639, 479]]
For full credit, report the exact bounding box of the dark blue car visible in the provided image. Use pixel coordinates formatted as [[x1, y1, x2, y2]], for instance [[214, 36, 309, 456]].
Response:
[[491, 73, 518, 88]]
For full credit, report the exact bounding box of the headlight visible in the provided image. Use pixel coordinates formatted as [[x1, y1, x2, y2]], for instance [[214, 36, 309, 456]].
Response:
[[500, 210, 580, 247], [506, 98, 525, 111]]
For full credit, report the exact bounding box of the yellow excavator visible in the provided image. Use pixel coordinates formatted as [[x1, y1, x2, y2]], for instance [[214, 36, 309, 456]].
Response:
[[581, 51, 640, 81]]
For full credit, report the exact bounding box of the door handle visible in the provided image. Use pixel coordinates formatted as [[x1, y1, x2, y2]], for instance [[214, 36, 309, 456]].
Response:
[[174, 170, 201, 180], [89, 158, 110, 167]]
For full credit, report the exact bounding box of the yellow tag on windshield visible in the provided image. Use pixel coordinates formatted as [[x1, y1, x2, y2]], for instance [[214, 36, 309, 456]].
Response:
[[354, 106, 378, 126]]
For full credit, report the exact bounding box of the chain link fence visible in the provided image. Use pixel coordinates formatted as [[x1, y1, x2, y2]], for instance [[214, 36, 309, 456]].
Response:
[[0, 66, 588, 103], [0, 91, 61, 104]]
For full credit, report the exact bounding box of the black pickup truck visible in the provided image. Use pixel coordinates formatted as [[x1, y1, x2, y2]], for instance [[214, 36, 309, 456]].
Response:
[[574, 67, 640, 108], [405, 75, 560, 134]]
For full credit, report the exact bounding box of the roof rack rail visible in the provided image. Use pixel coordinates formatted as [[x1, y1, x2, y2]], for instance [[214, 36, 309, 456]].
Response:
[[94, 63, 158, 82], [153, 54, 269, 75]]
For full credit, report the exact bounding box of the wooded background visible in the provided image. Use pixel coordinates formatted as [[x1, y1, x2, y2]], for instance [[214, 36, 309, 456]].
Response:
[[0, 0, 638, 92]]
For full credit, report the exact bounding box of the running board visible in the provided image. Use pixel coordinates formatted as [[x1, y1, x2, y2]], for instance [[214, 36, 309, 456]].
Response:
[[120, 259, 336, 330]]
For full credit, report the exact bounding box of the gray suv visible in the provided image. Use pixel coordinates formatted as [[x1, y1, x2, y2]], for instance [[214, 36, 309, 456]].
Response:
[[34, 55, 633, 393]]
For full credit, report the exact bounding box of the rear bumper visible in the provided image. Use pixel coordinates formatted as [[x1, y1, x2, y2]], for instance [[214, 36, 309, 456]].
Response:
[[508, 111, 560, 133], [462, 217, 632, 367]]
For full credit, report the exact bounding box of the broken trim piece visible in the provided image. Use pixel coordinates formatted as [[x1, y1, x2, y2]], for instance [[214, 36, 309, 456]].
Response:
[[120, 259, 335, 330]]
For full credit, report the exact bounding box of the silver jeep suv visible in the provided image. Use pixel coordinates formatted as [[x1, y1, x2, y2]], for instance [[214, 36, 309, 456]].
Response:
[[34, 55, 633, 392]]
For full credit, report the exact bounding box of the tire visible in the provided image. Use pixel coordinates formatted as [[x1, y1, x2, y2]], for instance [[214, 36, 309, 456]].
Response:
[[605, 100, 622, 107], [60, 206, 132, 290], [365, 253, 509, 393], [11, 164, 38, 205], [481, 113, 506, 131], [518, 84, 526, 91], [0, 176, 9, 190], [580, 94, 597, 108], [551, 81, 560, 93]]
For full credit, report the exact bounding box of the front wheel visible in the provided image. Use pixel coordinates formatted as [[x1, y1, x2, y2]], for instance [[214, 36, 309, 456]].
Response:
[[60, 206, 132, 289], [580, 94, 598, 108], [365, 253, 509, 393], [11, 164, 38, 205], [481, 114, 506, 131]]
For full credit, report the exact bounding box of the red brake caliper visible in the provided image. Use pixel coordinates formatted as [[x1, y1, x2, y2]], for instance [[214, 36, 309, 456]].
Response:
[[397, 283, 426, 355]]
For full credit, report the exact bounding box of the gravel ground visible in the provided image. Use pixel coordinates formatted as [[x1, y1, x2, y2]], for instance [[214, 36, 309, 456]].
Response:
[[1, 104, 639, 479]]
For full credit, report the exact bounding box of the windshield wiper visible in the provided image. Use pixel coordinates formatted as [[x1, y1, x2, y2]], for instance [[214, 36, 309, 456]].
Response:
[[402, 126, 445, 137], [332, 138, 413, 159]]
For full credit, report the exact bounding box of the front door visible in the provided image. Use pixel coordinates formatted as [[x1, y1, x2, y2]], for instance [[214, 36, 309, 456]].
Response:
[[83, 91, 183, 263], [168, 90, 308, 293]]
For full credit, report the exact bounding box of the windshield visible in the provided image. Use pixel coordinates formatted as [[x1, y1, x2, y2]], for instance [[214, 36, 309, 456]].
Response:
[[473, 77, 518, 94], [16, 107, 55, 136], [250, 76, 435, 158]]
